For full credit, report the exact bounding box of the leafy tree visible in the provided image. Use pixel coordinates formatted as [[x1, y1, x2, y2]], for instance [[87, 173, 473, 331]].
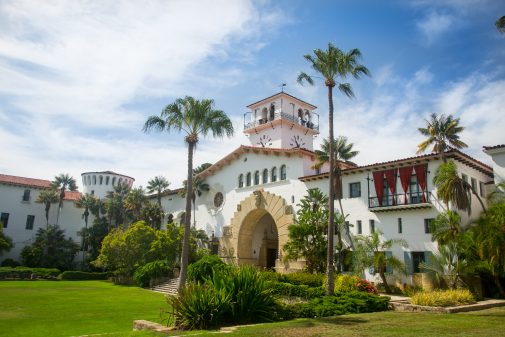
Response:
[[124, 187, 148, 222], [420, 242, 468, 289], [147, 176, 170, 207], [143, 96, 234, 291], [496, 16, 505, 34], [0, 223, 13, 255], [434, 160, 486, 214], [21, 225, 79, 270], [35, 188, 59, 227], [284, 188, 328, 273], [298, 43, 370, 295], [82, 216, 109, 266], [417, 113, 467, 162], [140, 202, 165, 229], [353, 231, 408, 293], [104, 181, 130, 228], [93, 221, 181, 279], [51, 174, 77, 226], [313, 136, 359, 265]]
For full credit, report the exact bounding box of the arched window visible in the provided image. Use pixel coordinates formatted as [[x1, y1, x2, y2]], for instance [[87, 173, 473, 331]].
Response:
[[262, 169, 268, 184], [269, 103, 275, 121], [280, 165, 287, 180], [92, 175, 96, 185], [105, 176, 110, 185], [254, 171, 260, 185], [87, 176, 91, 185], [238, 174, 244, 188], [271, 167, 277, 182], [112, 177, 116, 186], [82, 177, 86, 186], [261, 108, 268, 123], [118, 178, 122, 185], [99, 175, 103, 185], [246, 172, 252, 186]]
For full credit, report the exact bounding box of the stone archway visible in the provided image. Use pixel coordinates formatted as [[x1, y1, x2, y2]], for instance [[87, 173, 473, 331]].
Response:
[[220, 189, 302, 272]]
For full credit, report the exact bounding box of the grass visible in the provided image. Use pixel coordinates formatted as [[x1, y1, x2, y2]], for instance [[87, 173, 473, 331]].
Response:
[[1, 280, 504, 337], [0, 280, 167, 337]]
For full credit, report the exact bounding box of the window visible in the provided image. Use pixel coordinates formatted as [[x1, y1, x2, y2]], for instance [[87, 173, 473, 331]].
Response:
[[112, 177, 116, 186], [91, 190, 95, 196], [0, 213, 9, 228], [22, 189, 31, 202], [105, 176, 110, 185], [92, 175, 96, 185], [424, 218, 433, 234], [471, 178, 477, 192], [214, 192, 224, 208], [280, 165, 287, 180], [349, 182, 361, 198], [262, 169, 268, 184], [99, 175, 103, 185], [479, 181, 485, 197], [382, 178, 392, 206], [369, 219, 375, 233], [398, 218, 402, 234], [271, 167, 277, 182], [409, 175, 421, 203], [291, 195, 295, 203], [254, 171, 260, 185], [238, 174, 244, 188], [246, 172, 251, 186], [357, 220, 362, 234], [462, 173, 468, 183], [25, 215, 35, 230], [87, 176, 91, 185], [412, 252, 426, 273]]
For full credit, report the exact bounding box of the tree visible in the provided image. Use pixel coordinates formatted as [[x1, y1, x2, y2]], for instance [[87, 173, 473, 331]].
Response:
[[180, 163, 212, 228], [104, 181, 131, 228], [433, 160, 486, 214], [283, 188, 328, 273], [21, 225, 80, 270], [313, 136, 359, 266], [147, 176, 170, 207], [419, 242, 468, 289], [496, 16, 505, 34], [298, 43, 370, 295], [430, 210, 463, 246], [353, 231, 408, 293], [36, 188, 59, 227], [143, 96, 234, 291], [417, 113, 467, 162], [51, 174, 77, 226], [0, 223, 13, 255], [75, 193, 100, 267], [140, 202, 165, 229], [82, 216, 109, 265], [124, 187, 148, 222]]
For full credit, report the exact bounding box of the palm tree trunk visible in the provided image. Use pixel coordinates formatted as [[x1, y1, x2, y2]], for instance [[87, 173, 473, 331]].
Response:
[[45, 203, 50, 228], [179, 141, 195, 292], [379, 270, 391, 293], [192, 195, 196, 228], [326, 84, 335, 296], [494, 274, 505, 298]]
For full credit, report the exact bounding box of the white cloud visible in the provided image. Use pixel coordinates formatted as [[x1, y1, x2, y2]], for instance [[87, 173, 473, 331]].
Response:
[[416, 11, 454, 44]]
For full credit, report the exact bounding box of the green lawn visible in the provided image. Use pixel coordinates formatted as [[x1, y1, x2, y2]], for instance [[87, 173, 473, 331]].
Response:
[[0, 280, 167, 337], [1, 281, 504, 337]]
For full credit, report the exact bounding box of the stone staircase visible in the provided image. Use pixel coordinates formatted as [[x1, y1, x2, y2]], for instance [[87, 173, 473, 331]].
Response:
[[150, 277, 179, 295]]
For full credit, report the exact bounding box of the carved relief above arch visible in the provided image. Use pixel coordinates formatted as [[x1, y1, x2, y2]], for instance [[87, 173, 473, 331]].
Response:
[[219, 189, 294, 269]]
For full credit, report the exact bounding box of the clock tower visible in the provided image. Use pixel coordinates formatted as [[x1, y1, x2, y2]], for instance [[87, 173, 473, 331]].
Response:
[[243, 92, 319, 151]]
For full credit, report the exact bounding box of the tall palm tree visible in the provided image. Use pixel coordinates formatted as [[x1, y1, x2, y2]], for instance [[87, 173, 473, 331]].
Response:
[[35, 188, 59, 227], [298, 43, 370, 295], [313, 136, 359, 256], [430, 210, 463, 246], [417, 113, 468, 162], [75, 193, 99, 267], [496, 16, 505, 34], [124, 187, 148, 222], [143, 96, 234, 291], [180, 163, 212, 228], [105, 181, 131, 228], [51, 174, 77, 226], [147, 176, 170, 207]]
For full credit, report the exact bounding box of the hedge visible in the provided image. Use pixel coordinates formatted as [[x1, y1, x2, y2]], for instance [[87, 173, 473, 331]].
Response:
[[58, 271, 108, 280], [265, 281, 324, 299], [0, 267, 60, 280]]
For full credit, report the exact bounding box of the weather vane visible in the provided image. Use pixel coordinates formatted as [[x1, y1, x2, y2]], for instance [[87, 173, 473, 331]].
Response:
[[280, 83, 286, 92]]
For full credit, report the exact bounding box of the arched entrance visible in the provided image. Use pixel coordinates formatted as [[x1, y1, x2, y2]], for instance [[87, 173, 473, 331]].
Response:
[[220, 189, 297, 271], [237, 209, 278, 268]]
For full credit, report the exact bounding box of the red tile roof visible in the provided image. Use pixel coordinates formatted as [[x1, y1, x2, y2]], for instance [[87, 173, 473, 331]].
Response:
[[0, 174, 81, 200], [483, 144, 505, 151]]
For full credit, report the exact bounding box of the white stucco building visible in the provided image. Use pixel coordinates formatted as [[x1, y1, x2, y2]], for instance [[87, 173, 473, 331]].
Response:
[[0, 92, 496, 286]]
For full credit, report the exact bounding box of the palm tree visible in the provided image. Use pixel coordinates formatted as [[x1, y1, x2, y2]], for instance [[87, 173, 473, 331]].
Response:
[[419, 242, 468, 289], [353, 231, 408, 293], [124, 187, 148, 222], [75, 193, 99, 267], [313, 136, 359, 259], [430, 210, 463, 246], [105, 181, 131, 228], [143, 96, 234, 291], [147, 176, 170, 207], [434, 160, 487, 214], [36, 188, 59, 227], [51, 174, 77, 226], [298, 43, 370, 295], [496, 16, 505, 34], [180, 163, 212, 228], [417, 113, 467, 162]]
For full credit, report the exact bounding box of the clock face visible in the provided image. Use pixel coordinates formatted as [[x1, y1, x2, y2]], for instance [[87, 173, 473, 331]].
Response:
[[290, 135, 306, 149], [257, 134, 272, 148]]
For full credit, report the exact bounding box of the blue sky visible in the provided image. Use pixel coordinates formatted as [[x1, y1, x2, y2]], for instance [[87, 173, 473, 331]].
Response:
[[0, 0, 504, 190]]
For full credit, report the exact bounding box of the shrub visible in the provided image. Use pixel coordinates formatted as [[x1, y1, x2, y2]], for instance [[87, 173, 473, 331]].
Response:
[[411, 289, 476, 307], [133, 260, 172, 287], [356, 279, 379, 295], [58, 271, 108, 280], [1, 258, 20, 267], [333, 274, 361, 292], [0, 267, 60, 280], [259, 270, 284, 282], [265, 281, 324, 299], [283, 272, 324, 287], [187, 254, 229, 284]]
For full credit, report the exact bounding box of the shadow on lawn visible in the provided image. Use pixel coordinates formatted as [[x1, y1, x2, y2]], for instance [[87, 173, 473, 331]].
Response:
[[284, 316, 368, 328]]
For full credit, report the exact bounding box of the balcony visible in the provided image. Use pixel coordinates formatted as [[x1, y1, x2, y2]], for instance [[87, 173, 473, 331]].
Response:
[[244, 111, 319, 133], [368, 191, 432, 212]]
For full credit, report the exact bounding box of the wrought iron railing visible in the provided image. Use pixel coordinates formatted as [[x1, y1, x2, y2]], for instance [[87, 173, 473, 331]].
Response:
[[368, 191, 430, 208], [244, 111, 319, 132]]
